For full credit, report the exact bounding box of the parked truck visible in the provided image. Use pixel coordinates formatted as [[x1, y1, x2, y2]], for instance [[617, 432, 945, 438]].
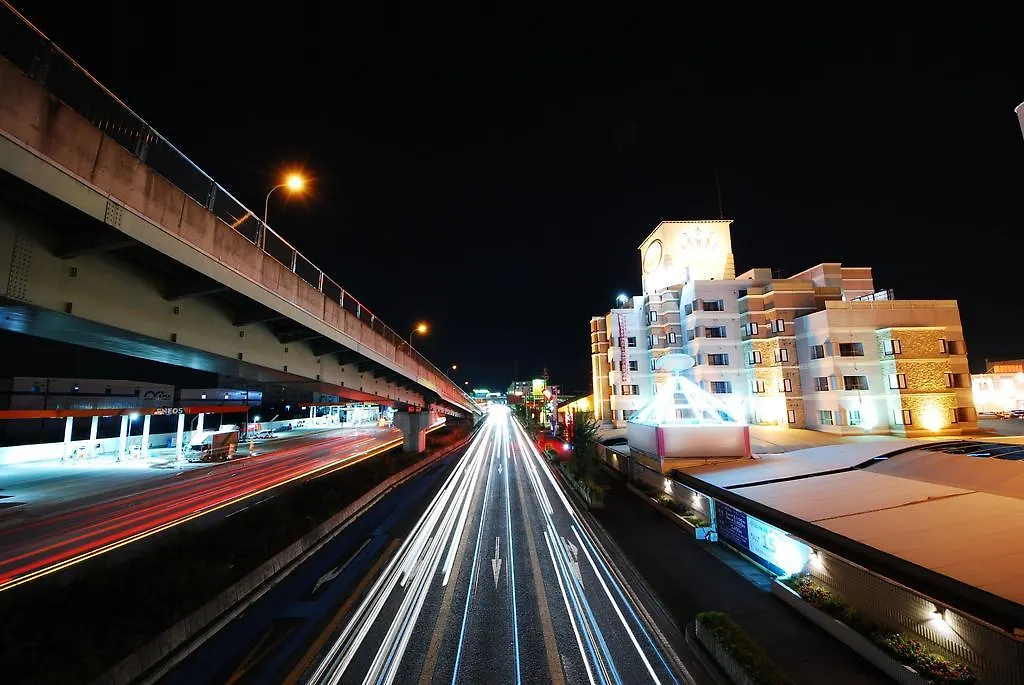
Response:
[[187, 429, 239, 463]]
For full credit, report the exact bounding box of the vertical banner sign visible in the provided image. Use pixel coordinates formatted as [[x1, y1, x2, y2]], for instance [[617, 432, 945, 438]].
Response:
[[617, 313, 630, 384]]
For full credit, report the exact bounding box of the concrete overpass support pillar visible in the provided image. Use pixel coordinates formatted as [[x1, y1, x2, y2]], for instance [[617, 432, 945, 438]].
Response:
[[118, 415, 128, 461], [62, 417, 73, 460], [309, 406, 315, 419], [394, 410, 431, 453], [141, 415, 151, 457], [89, 416, 98, 456], [176, 413, 185, 459]]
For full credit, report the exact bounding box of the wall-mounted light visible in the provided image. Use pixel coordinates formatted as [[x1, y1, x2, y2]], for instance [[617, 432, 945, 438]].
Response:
[[809, 550, 824, 571]]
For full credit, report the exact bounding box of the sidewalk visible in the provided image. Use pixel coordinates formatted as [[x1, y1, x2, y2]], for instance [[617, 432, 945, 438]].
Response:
[[589, 468, 887, 685]]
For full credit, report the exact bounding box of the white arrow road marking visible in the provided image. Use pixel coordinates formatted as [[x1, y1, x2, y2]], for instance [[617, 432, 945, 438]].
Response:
[[312, 538, 371, 595], [492, 535, 503, 589], [562, 536, 583, 588]]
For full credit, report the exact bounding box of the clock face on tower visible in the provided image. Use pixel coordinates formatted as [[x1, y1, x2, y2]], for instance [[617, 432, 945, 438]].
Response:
[[642, 239, 663, 274]]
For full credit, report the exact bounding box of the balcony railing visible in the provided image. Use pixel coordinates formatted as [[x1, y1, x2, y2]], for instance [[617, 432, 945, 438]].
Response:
[[0, 1, 471, 405]]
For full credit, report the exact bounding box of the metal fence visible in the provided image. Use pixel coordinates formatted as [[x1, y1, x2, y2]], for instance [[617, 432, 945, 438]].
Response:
[[0, 1, 470, 405]]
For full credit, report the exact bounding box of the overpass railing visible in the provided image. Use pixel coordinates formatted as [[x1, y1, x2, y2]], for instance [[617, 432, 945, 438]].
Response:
[[0, 1, 473, 408]]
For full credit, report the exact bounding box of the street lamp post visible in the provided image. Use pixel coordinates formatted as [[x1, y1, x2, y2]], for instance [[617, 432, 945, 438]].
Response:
[[406, 322, 428, 352], [261, 173, 306, 250]]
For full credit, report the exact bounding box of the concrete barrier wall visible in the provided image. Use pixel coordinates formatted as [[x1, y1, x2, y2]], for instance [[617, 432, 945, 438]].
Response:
[[96, 432, 472, 685]]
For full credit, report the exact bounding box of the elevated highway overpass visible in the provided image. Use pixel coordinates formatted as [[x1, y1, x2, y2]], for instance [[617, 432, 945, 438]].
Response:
[[0, 3, 481, 448]]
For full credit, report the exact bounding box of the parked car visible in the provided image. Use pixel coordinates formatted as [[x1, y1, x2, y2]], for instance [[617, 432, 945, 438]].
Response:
[[1011, 409, 1024, 419]]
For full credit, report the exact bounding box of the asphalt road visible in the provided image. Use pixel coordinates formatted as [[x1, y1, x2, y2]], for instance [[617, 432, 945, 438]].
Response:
[[0, 426, 403, 591], [305, 408, 689, 685]]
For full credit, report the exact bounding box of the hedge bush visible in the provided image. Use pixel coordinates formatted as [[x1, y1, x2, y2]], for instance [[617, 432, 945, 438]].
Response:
[[696, 611, 794, 685]]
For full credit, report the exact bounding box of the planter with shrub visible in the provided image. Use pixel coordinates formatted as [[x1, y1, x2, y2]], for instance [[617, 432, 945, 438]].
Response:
[[778, 575, 976, 685]]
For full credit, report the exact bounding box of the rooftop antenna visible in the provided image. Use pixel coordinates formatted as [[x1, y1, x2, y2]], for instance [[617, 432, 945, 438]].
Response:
[[714, 167, 724, 219]]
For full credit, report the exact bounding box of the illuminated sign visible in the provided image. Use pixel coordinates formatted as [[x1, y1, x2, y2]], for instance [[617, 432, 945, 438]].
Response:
[[617, 313, 630, 384], [715, 502, 809, 576], [639, 220, 734, 293], [532, 378, 546, 398]]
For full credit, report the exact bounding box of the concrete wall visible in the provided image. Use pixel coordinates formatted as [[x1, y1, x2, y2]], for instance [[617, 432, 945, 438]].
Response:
[[0, 57, 474, 415]]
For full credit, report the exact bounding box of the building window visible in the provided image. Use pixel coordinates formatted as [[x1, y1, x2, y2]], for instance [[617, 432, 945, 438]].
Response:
[[631, 384, 639, 395], [705, 326, 727, 338], [774, 348, 789, 363], [843, 375, 869, 391], [818, 410, 834, 425], [622, 385, 632, 396], [739, 289, 748, 298], [946, 372, 969, 388], [883, 339, 903, 355], [627, 337, 637, 347], [771, 318, 785, 333], [814, 376, 830, 392], [708, 353, 729, 366], [691, 300, 699, 312], [668, 332, 677, 344], [650, 310, 658, 323], [893, 408, 913, 425], [956, 407, 977, 422], [809, 344, 825, 360], [752, 380, 766, 394], [610, 385, 618, 395], [704, 299, 725, 312], [838, 342, 864, 357], [628, 360, 639, 371], [747, 350, 762, 365], [686, 329, 696, 341], [938, 338, 948, 354], [709, 381, 732, 394], [684, 303, 693, 316], [849, 409, 862, 426], [650, 359, 656, 372], [888, 373, 908, 390], [787, 409, 797, 424], [747, 322, 759, 336], [778, 377, 793, 393]]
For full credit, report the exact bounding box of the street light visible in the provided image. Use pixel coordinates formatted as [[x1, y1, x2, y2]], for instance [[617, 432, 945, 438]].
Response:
[[451, 364, 458, 371], [616, 293, 628, 306], [406, 322, 428, 350], [261, 172, 307, 248]]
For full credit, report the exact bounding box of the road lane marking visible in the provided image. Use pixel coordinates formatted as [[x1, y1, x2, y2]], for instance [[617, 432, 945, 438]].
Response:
[[450, 422, 499, 684], [512, 443, 566, 685], [284, 537, 401, 685], [491, 535, 502, 589]]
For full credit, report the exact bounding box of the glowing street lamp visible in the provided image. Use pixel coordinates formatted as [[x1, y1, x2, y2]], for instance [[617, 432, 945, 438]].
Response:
[[616, 293, 628, 306], [261, 172, 307, 247], [406, 322, 428, 351]]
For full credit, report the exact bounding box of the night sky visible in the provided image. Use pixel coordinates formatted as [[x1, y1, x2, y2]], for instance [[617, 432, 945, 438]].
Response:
[[10, 2, 1023, 393]]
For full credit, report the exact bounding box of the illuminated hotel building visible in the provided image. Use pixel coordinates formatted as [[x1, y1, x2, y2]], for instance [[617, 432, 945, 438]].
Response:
[[589, 219, 978, 436]]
